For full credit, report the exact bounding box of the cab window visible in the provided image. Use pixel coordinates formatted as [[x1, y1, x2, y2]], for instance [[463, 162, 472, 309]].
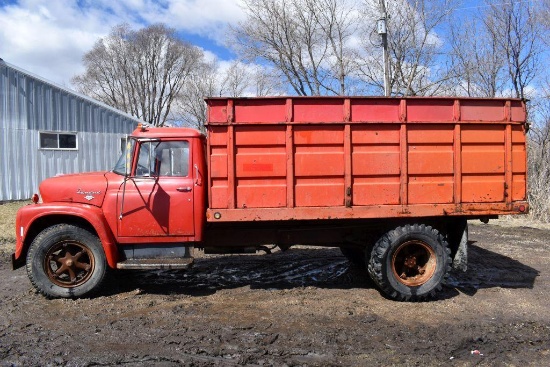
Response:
[[135, 141, 189, 177]]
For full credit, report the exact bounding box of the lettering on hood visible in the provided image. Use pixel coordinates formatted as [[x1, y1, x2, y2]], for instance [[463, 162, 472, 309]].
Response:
[[76, 188, 101, 201]]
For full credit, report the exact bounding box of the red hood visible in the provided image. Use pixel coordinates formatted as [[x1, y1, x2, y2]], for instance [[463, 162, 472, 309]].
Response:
[[39, 172, 108, 207]]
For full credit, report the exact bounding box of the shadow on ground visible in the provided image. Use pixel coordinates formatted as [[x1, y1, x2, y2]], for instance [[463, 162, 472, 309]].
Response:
[[98, 244, 539, 299], [446, 244, 540, 296]]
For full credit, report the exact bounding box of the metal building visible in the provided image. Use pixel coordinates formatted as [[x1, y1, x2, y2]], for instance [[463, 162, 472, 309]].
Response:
[[0, 59, 141, 201]]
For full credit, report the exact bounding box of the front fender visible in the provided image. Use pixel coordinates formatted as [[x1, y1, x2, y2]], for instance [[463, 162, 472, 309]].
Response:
[[13, 203, 119, 269]]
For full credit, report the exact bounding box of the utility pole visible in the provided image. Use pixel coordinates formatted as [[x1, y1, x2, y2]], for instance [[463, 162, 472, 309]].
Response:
[[377, 0, 390, 96]]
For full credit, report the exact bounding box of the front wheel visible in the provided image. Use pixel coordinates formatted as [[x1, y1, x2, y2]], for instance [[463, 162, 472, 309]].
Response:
[[367, 224, 451, 301], [26, 224, 107, 298]]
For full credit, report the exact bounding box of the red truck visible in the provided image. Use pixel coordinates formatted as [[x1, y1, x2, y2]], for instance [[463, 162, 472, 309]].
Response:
[[12, 97, 528, 301]]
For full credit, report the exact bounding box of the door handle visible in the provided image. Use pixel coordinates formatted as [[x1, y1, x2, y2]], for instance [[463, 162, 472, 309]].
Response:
[[177, 187, 192, 192]]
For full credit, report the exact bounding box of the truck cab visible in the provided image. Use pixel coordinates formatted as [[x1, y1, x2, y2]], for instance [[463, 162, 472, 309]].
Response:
[[12, 125, 205, 298]]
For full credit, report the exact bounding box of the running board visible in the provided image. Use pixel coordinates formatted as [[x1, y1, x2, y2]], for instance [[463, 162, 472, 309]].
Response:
[[116, 258, 194, 270]]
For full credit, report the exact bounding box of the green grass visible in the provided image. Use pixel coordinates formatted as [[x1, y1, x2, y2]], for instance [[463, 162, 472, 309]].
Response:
[[0, 201, 28, 253]]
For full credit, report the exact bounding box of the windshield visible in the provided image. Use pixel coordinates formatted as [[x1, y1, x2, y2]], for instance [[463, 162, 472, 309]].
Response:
[[113, 138, 135, 175]]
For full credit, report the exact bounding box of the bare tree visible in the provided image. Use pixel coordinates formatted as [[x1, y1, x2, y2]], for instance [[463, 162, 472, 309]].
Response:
[[527, 95, 550, 222], [220, 61, 252, 97], [251, 65, 286, 96], [305, 0, 360, 94], [360, 0, 455, 96], [72, 24, 205, 127], [230, 0, 359, 96], [484, 1, 542, 99], [448, 15, 506, 97], [219, 61, 286, 97], [172, 61, 220, 132]]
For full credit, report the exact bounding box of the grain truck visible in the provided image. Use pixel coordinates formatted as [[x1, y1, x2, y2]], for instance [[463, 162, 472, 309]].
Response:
[[12, 97, 528, 301]]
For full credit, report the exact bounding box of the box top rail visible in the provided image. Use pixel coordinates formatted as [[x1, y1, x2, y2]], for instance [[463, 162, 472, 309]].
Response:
[[205, 96, 526, 125]]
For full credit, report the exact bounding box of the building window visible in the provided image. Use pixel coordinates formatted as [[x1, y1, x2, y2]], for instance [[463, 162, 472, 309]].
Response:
[[39, 132, 77, 150]]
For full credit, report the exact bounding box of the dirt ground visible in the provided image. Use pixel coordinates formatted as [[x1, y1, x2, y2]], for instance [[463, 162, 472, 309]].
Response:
[[1, 220, 549, 366]]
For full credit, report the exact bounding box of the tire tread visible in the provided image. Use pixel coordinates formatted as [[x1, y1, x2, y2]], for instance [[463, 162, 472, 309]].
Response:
[[367, 223, 451, 302], [26, 224, 106, 299]]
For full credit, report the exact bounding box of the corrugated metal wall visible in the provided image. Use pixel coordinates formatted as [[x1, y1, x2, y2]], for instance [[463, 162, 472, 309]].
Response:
[[0, 61, 141, 201]]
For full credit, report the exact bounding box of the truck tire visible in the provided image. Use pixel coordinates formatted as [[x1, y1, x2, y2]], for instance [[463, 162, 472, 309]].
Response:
[[340, 247, 366, 267], [367, 224, 451, 301], [26, 224, 107, 298]]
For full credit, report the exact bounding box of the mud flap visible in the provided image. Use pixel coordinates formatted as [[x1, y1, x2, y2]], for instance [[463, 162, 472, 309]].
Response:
[[452, 223, 468, 272]]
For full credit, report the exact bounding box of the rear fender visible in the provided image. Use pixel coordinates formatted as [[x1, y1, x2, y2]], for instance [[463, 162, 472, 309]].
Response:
[[14, 203, 118, 269]]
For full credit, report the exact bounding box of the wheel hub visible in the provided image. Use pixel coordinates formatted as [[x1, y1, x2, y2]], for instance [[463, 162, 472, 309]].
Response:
[[45, 241, 94, 287], [403, 255, 418, 269], [392, 240, 436, 287]]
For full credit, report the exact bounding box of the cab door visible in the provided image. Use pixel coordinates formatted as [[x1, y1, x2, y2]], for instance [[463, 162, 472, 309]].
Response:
[[118, 140, 194, 237]]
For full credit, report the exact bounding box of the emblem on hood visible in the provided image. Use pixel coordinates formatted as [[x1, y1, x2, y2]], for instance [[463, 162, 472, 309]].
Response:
[[77, 188, 101, 201]]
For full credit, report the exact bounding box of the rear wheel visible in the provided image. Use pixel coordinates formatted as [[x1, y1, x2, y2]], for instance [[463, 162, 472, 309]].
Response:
[[26, 224, 107, 298], [367, 224, 451, 301]]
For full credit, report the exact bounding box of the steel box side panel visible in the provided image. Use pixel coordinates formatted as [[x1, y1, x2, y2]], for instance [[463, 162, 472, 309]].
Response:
[[294, 125, 345, 207], [460, 99, 505, 121], [205, 97, 527, 221], [234, 98, 288, 123], [406, 99, 455, 122], [208, 126, 230, 209], [351, 98, 401, 122], [511, 125, 527, 201], [207, 121, 524, 214], [351, 125, 400, 205], [407, 124, 455, 204], [461, 125, 506, 203], [235, 126, 287, 208]]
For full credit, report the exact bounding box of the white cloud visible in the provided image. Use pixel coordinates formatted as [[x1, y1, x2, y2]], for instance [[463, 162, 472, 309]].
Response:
[[201, 49, 219, 64], [141, 0, 245, 40], [0, 0, 245, 86], [0, 1, 119, 85]]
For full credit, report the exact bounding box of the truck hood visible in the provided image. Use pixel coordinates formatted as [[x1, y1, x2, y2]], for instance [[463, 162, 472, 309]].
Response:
[[39, 172, 108, 207]]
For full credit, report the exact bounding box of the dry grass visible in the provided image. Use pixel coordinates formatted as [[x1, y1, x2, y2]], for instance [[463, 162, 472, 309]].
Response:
[[0, 201, 28, 254]]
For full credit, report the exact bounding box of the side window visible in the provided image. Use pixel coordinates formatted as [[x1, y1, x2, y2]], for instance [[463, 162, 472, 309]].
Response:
[[156, 141, 189, 177], [135, 141, 154, 176], [135, 141, 189, 177]]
